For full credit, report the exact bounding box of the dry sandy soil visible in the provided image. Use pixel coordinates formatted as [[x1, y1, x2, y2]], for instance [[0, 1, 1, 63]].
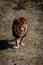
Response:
[[0, 1, 43, 65]]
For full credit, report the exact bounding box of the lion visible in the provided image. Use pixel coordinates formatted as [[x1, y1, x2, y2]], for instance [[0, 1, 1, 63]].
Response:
[[12, 17, 28, 48]]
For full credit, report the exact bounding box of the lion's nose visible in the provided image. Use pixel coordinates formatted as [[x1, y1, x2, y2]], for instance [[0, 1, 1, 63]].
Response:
[[20, 27, 24, 32], [20, 29, 23, 33]]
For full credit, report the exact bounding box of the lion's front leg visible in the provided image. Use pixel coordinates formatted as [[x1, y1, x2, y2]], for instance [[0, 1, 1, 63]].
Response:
[[14, 38, 21, 48]]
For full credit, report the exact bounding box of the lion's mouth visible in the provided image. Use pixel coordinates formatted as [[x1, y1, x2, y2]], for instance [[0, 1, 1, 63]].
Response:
[[18, 26, 24, 34]]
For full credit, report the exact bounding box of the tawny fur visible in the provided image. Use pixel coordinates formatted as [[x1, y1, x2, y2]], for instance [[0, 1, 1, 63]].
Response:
[[12, 17, 28, 48]]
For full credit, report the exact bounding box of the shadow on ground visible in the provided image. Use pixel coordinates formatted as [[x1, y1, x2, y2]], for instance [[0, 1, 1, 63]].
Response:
[[0, 40, 14, 50]]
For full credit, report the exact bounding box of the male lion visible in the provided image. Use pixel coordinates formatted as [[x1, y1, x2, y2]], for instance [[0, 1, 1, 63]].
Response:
[[12, 17, 28, 48]]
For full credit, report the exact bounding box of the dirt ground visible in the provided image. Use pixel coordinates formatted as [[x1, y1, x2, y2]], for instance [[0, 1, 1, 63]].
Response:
[[0, 1, 43, 65]]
